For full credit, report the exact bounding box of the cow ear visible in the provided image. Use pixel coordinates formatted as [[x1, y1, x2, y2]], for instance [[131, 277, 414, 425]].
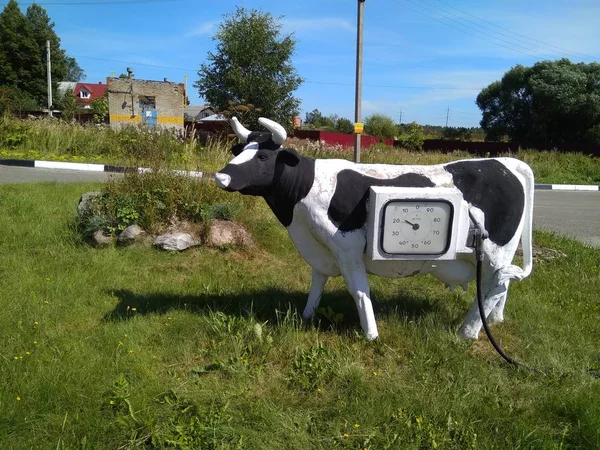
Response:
[[277, 148, 300, 167], [231, 142, 245, 156]]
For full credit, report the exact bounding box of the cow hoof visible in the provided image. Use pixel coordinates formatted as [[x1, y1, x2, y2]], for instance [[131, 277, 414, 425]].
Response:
[[459, 325, 479, 340], [302, 310, 315, 320], [365, 331, 379, 341], [487, 312, 504, 324]]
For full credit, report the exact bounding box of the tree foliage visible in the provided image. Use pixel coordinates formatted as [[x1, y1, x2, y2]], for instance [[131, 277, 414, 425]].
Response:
[[0, 0, 84, 109], [397, 121, 425, 150], [477, 59, 600, 144], [364, 113, 397, 139], [195, 6, 303, 131], [441, 126, 473, 141], [303, 109, 354, 133]]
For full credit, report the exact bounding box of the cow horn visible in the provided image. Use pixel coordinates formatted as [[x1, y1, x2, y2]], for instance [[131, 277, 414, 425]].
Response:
[[258, 117, 287, 146], [230, 116, 251, 142]]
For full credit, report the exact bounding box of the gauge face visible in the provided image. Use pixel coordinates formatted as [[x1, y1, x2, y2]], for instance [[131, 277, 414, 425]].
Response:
[[381, 200, 453, 255]]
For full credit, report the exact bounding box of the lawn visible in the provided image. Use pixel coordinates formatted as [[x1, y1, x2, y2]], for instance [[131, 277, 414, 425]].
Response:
[[0, 182, 599, 449]]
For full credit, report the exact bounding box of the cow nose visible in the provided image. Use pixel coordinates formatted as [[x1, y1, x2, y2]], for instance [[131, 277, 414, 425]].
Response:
[[214, 172, 231, 189]]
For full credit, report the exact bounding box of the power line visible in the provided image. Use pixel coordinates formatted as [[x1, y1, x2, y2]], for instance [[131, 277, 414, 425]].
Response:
[[74, 55, 487, 91], [389, 0, 553, 59], [414, 0, 565, 60], [74, 55, 194, 72], [429, 0, 598, 61]]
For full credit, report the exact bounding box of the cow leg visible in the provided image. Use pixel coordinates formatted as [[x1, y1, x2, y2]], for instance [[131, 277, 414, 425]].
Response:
[[302, 269, 329, 320], [459, 273, 509, 340], [487, 286, 509, 324], [340, 265, 378, 340]]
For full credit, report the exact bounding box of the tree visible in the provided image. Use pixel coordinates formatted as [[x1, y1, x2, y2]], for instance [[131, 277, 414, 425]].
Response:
[[441, 126, 473, 141], [0, 0, 42, 101], [304, 109, 324, 127], [90, 95, 109, 124], [335, 117, 354, 134], [477, 59, 600, 144], [364, 113, 397, 139], [58, 89, 77, 120], [195, 6, 303, 131], [397, 121, 425, 150], [0, 0, 83, 109], [65, 55, 85, 82]]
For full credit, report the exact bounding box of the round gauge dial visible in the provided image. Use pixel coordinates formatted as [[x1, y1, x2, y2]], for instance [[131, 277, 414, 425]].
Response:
[[381, 200, 453, 254]]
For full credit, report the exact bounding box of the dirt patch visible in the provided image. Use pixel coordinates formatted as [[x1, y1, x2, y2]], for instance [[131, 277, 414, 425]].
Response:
[[516, 244, 567, 262]]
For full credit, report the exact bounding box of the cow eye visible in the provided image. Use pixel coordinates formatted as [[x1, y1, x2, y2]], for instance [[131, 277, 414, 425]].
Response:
[[257, 153, 268, 161]]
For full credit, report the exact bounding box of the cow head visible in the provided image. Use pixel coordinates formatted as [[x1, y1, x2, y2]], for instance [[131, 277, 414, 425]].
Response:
[[214, 117, 300, 195]]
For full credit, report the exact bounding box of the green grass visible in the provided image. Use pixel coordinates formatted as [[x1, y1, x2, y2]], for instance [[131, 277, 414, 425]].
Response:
[[1, 116, 600, 185], [0, 182, 599, 449]]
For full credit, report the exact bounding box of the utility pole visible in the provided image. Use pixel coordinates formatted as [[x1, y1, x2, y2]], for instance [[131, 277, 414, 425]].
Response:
[[399, 109, 403, 125], [445, 107, 450, 127], [353, 0, 366, 163], [46, 40, 53, 117]]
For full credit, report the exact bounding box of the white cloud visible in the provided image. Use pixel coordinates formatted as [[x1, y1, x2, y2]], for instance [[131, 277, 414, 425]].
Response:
[[186, 21, 216, 37]]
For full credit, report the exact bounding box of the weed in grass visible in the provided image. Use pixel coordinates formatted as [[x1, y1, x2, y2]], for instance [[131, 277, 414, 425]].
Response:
[[291, 342, 335, 392]]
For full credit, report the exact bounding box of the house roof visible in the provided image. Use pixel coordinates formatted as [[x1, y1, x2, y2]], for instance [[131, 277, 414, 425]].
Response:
[[199, 113, 227, 122], [57, 81, 77, 97], [74, 82, 107, 103]]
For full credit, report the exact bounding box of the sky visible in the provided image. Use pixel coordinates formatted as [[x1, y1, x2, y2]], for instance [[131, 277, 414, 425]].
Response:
[[5, 0, 600, 127]]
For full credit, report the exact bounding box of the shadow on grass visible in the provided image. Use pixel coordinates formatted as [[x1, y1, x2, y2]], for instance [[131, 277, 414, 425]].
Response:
[[105, 287, 438, 334]]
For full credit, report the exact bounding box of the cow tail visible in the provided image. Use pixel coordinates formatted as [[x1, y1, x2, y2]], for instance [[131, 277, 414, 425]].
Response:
[[495, 161, 534, 285]]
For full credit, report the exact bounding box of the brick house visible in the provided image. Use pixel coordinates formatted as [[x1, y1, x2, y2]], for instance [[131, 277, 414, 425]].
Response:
[[106, 75, 184, 132]]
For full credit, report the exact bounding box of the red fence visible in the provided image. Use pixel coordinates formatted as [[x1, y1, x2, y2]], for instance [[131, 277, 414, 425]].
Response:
[[293, 129, 394, 149]]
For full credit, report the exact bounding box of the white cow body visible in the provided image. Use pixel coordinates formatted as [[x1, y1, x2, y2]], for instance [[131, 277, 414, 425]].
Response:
[[216, 118, 534, 341]]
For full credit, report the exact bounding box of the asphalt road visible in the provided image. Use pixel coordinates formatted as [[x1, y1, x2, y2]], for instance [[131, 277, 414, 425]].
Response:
[[0, 165, 116, 183], [534, 190, 600, 248], [1, 165, 599, 248]]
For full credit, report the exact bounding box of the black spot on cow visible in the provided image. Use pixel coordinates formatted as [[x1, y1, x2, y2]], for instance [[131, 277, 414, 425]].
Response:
[[263, 152, 316, 227], [445, 159, 524, 246], [328, 170, 435, 232]]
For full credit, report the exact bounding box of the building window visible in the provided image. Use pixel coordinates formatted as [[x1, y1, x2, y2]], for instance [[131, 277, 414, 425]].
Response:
[[139, 95, 156, 109], [80, 90, 90, 99]]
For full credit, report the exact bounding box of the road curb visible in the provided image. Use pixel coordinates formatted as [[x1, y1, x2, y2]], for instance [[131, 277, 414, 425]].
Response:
[[2, 159, 599, 190], [0, 159, 203, 178], [534, 184, 599, 191]]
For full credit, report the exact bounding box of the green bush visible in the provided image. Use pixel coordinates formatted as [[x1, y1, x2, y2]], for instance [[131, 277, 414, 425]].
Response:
[[78, 170, 254, 237]]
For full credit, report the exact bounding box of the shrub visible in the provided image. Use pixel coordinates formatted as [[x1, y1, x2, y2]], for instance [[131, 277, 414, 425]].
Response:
[[364, 113, 398, 140], [79, 169, 256, 238], [397, 121, 425, 150]]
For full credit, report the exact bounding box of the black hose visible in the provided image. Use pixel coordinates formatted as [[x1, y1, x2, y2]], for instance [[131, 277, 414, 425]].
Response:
[[471, 212, 599, 378], [475, 240, 522, 368]]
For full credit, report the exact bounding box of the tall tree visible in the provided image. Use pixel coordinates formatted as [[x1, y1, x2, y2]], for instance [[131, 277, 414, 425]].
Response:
[[477, 59, 600, 144], [195, 6, 303, 130], [64, 55, 85, 82], [0, 0, 42, 95], [25, 2, 67, 106], [0, 0, 84, 109]]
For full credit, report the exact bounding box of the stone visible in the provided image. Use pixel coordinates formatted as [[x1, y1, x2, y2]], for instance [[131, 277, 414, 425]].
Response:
[[206, 219, 255, 248], [117, 225, 147, 245], [77, 191, 103, 218], [92, 229, 114, 248], [153, 232, 200, 251]]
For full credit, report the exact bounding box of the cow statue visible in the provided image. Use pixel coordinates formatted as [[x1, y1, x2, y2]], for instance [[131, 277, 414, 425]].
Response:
[[215, 117, 534, 341]]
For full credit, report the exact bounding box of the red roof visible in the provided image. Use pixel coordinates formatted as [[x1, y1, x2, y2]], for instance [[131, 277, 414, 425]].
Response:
[[74, 82, 107, 104]]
